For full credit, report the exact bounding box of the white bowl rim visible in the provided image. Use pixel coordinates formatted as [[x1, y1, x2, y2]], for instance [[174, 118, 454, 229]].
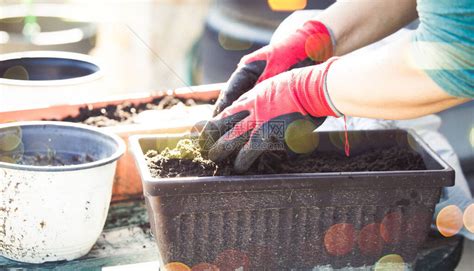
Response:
[[0, 121, 126, 172]]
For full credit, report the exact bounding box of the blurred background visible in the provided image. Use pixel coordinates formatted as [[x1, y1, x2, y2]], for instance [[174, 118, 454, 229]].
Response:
[[0, 0, 335, 91], [0, 0, 473, 269], [0, 0, 472, 197], [1, 0, 213, 92], [3, 0, 471, 185]]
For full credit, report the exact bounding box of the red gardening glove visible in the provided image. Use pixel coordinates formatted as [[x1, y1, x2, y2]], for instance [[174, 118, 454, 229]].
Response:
[[200, 58, 341, 173], [213, 20, 334, 116]]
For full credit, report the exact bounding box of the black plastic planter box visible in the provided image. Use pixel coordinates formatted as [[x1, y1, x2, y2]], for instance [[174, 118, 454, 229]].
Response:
[[130, 130, 453, 270]]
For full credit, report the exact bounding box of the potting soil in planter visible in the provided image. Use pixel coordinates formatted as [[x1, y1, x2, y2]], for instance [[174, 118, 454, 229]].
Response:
[[145, 139, 427, 178], [49, 96, 198, 127]]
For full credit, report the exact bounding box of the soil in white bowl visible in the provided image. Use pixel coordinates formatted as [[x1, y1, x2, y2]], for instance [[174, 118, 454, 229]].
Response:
[[7, 151, 97, 166]]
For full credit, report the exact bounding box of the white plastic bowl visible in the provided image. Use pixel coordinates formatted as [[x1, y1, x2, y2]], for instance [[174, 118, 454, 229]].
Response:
[[0, 121, 125, 263]]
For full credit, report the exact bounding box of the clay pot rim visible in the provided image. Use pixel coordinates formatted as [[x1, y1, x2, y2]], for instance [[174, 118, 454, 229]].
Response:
[[0, 51, 103, 86], [0, 121, 125, 172]]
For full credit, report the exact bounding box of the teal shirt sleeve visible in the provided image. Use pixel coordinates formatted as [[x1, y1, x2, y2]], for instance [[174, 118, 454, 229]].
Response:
[[412, 0, 474, 98]]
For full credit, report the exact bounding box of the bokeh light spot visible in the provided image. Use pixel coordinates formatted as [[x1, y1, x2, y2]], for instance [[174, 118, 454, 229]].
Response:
[[0, 156, 16, 164], [162, 262, 191, 271], [22, 20, 41, 38], [406, 133, 419, 152], [3, 65, 29, 80], [0, 133, 21, 152], [374, 254, 405, 271], [0, 127, 23, 154], [0, 31, 9, 43], [463, 203, 474, 233], [324, 223, 356, 256], [329, 132, 345, 151], [358, 223, 384, 256], [268, 0, 307, 11], [380, 212, 402, 244], [214, 249, 250, 271], [436, 205, 463, 237], [329, 131, 362, 152], [191, 262, 219, 271], [218, 32, 253, 51], [285, 119, 319, 154]]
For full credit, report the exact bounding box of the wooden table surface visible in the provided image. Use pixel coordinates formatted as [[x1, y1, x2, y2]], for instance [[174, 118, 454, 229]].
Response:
[[0, 199, 160, 270]]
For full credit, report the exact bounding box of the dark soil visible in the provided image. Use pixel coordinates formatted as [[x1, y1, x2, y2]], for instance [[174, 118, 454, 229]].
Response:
[[47, 96, 199, 127], [146, 145, 427, 178], [18, 152, 96, 166]]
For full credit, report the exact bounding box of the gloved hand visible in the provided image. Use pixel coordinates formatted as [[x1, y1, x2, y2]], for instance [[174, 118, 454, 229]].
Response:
[[200, 58, 341, 173], [213, 20, 334, 116]]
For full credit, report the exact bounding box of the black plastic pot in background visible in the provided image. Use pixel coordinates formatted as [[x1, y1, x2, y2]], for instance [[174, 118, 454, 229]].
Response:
[[190, 0, 335, 85], [0, 15, 97, 54], [0, 54, 99, 81], [0, 51, 102, 111]]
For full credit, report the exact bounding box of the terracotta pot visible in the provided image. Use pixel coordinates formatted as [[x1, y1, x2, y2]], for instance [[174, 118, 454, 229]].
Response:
[[0, 83, 222, 201]]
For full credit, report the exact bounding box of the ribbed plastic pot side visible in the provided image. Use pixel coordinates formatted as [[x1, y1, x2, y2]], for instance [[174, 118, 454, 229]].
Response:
[[130, 129, 454, 270]]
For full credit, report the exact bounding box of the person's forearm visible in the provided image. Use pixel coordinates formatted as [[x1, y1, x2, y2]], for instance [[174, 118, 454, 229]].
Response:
[[327, 35, 470, 120], [317, 0, 418, 56]]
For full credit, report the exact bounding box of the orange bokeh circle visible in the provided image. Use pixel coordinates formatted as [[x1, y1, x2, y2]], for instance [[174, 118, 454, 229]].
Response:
[[358, 223, 384, 256], [324, 223, 356, 256], [162, 262, 191, 271], [463, 204, 474, 233], [380, 212, 403, 244], [436, 205, 463, 237]]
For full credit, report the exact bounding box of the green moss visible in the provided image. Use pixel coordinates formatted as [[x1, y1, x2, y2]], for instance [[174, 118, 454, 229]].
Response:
[[149, 139, 210, 164]]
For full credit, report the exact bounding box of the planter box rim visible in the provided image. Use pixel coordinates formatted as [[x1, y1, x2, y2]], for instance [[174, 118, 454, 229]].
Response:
[[130, 129, 454, 197]]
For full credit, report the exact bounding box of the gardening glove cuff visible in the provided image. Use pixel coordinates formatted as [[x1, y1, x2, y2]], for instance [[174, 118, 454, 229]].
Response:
[[292, 56, 342, 118], [242, 20, 335, 83]]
